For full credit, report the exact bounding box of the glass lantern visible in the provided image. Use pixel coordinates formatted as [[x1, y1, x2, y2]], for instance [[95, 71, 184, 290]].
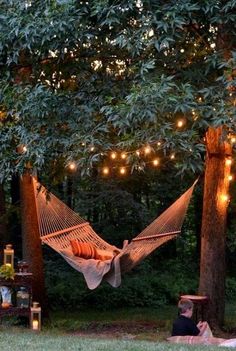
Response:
[[30, 302, 41, 331], [17, 287, 30, 308], [4, 244, 14, 268]]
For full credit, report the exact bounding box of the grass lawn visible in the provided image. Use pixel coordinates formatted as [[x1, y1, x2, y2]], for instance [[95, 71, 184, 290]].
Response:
[[0, 330, 231, 351], [0, 303, 235, 350]]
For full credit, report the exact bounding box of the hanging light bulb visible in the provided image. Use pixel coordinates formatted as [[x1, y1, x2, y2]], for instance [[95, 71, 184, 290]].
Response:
[[231, 136, 236, 144], [120, 167, 126, 175], [68, 162, 77, 171], [111, 152, 117, 159], [225, 158, 232, 166], [220, 194, 229, 202], [121, 152, 126, 159], [17, 144, 27, 154], [152, 159, 160, 166], [177, 119, 184, 128], [144, 145, 151, 154], [102, 167, 109, 175], [170, 153, 175, 160]]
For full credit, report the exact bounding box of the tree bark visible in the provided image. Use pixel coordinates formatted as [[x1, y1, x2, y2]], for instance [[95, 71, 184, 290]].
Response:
[[199, 126, 232, 327], [20, 172, 49, 316], [0, 183, 7, 245], [9, 174, 22, 257]]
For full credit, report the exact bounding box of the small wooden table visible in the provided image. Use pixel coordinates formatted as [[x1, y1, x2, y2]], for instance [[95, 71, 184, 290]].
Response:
[[180, 294, 209, 322], [0, 273, 33, 323]]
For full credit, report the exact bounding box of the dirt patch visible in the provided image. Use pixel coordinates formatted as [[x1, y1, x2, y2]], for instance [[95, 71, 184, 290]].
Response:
[[72, 321, 236, 342], [72, 321, 168, 341]]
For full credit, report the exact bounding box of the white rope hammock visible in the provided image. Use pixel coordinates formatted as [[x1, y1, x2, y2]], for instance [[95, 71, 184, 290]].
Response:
[[33, 178, 197, 289]]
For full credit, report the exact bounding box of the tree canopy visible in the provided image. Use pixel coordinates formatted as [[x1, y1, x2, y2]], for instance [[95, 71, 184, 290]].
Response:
[[0, 0, 235, 182]]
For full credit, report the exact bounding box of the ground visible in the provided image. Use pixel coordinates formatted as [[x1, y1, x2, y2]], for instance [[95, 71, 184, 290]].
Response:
[[72, 320, 236, 342]]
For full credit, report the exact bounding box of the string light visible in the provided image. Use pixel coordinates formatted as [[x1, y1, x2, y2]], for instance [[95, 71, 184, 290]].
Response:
[[136, 150, 140, 156], [121, 152, 126, 159], [152, 158, 160, 166], [68, 162, 77, 171], [17, 144, 27, 154], [170, 153, 175, 160], [119, 167, 126, 175], [90, 146, 95, 152], [220, 194, 229, 202], [228, 175, 233, 181], [177, 119, 184, 128], [157, 141, 161, 146], [111, 152, 117, 159], [144, 145, 151, 154], [102, 167, 109, 175], [230, 137, 236, 144], [225, 158, 232, 166]]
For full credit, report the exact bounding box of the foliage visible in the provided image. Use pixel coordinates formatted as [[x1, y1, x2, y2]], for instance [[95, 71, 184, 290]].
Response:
[[226, 277, 236, 301], [0, 0, 236, 181], [44, 247, 198, 310], [0, 264, 15, 280]]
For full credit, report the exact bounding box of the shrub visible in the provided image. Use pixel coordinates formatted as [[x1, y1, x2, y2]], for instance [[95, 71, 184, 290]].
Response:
[[44, 255, 199, 310]]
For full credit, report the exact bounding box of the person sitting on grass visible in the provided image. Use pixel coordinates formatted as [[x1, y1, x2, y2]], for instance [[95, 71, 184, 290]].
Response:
[[172, 298, 211, 337]]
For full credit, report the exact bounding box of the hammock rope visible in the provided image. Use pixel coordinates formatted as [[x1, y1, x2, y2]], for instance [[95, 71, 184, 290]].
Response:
[[33, 178, 197, 288]]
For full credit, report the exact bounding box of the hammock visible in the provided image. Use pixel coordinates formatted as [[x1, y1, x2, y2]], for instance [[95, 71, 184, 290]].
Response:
[[33, 178, 197, 289]]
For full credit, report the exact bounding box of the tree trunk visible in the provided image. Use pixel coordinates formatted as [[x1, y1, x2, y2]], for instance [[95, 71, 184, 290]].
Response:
[[199, 126, 232, 327], [0, 183, 7, 245], [9, 174, 22, 257], [20, 172, 48, 316]]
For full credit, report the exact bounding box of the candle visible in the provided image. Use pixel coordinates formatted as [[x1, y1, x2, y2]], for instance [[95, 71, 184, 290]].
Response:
[[32, 320, 39, 330]]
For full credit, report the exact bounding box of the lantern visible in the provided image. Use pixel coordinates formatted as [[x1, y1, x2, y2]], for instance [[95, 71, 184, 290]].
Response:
[[4, 244, 14, 268], [17, 287, 30, 308], [30, 302, 41, 331]]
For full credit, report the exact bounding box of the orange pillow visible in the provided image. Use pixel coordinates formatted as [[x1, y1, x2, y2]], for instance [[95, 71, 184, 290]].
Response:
[[70, 240, 97, 259], [70, 240, 115, 261]]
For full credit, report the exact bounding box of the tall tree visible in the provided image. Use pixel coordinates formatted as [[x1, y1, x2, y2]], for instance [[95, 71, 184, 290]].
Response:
[[0, 183, 7, 245], [20, 171, 48, 314]]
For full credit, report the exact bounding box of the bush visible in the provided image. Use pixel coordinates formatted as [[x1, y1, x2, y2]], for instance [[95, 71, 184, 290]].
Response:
[[226, 277, 236, 301], [44, 254, 199, 310]]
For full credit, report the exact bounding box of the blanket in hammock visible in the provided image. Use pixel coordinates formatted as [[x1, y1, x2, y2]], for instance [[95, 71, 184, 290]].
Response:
[[60, 247, 122, 289]]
